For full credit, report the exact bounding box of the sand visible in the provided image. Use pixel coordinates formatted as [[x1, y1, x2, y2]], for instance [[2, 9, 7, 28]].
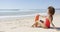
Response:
[[0, 15, 60, 32]]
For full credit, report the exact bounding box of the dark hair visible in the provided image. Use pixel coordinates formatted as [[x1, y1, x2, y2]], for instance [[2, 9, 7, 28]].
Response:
[[48, 6, 55, 16]]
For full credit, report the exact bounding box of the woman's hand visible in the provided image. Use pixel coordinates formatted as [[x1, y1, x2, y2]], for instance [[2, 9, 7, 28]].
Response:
[[53, 26, 56, 29]]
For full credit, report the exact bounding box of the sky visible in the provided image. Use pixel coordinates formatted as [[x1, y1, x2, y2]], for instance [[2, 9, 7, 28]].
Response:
[[0, 0, 60, 9]]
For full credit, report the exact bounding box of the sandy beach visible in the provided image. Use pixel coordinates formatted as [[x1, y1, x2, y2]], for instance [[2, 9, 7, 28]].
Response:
[[0, 14, 60, 32]]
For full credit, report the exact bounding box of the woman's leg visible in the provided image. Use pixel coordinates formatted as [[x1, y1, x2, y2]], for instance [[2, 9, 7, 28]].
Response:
[[32, 21, 39, 27], [38, 20, 48, 28]]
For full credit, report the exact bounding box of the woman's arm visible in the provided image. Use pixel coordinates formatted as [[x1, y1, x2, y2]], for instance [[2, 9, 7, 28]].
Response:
[[51, 22, 55, 28], [49, 17, 56, 28], [51, 22, 55, 27]]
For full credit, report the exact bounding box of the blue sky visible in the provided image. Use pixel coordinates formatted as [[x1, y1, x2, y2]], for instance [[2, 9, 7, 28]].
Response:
[[0, 0, 60, 9]]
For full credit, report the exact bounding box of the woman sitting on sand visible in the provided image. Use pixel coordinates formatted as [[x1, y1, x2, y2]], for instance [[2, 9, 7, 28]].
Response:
[[32, 6, 55, 28]]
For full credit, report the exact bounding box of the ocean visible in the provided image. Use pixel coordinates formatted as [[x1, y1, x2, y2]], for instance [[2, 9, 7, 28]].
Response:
[[0, 9, 60, 18]]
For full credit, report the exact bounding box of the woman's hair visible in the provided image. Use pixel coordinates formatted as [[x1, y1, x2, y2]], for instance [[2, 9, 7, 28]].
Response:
[[48, 6, 55, 16]]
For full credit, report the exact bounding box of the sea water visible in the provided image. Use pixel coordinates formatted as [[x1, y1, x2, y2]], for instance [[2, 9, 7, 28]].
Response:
[[0, 9, 59, 18]]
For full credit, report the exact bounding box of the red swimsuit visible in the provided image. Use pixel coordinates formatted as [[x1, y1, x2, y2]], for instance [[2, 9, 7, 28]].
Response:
[[35, 15, 50, 28], [45, 18, 50, 28]]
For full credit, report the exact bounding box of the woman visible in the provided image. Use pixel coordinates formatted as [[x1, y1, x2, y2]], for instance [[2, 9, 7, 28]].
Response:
[[32, 6, 55, 28]]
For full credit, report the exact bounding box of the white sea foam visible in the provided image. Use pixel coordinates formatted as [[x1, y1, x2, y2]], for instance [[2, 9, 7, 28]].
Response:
[[0, 13, 47, 18]]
